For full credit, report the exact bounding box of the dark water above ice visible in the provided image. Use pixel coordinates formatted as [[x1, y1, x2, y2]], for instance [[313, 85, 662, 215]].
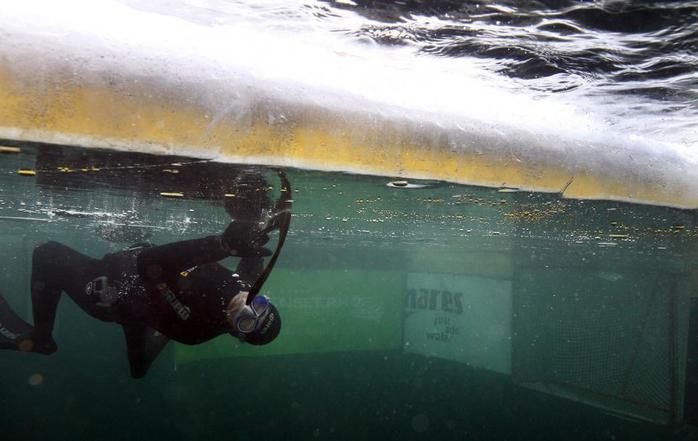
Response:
[[1, 143, 697, 440], [118, 0, 698, 146]]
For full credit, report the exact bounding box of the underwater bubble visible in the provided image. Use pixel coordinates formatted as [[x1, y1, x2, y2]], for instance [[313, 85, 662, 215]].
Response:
[[28, 373, 43, 386], [18, 339, 34, 352], [386, 180, 428, 189], [411, 413, 429, 433]]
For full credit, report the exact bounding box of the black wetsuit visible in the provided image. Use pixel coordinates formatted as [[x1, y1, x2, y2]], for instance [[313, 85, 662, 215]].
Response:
[[26, 236, 262, 377]]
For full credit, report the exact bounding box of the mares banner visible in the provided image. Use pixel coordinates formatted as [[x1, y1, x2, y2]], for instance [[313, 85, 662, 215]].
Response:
[[403, 272, 512, 375]]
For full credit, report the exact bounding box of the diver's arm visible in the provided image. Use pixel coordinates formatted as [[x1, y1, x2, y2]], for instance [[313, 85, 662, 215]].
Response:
[[235, 256, 265, 287], [137, 219, 270, 283], [136, 236, 229, 283]]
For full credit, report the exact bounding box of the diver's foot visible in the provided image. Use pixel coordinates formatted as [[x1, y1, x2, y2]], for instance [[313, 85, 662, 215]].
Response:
[[33, 337, 58, 355]]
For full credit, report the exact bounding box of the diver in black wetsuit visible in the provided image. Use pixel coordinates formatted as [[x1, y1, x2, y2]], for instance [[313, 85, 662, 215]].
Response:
[[0, 172, 292, 379]]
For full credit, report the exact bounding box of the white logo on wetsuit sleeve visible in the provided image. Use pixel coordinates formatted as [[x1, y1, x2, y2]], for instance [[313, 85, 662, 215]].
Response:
[[157, 283, 191, 320], [0, 323, 18, 340]]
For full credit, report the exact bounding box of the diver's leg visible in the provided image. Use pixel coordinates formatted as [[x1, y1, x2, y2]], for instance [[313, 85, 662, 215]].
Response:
[[30, 241, 105, 353], [122, 323, 169, 379]]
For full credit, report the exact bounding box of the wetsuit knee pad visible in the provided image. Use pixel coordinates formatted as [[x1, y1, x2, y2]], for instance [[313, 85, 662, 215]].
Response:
[[34, 240, 65, 254], [32, 241, 69, 265]]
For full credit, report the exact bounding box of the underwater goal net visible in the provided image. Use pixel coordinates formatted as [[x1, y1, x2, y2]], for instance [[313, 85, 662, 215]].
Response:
[[511, 269, 687, 425]]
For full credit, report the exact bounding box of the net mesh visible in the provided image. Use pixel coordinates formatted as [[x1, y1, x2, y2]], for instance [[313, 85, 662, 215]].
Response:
[[512, 269, 678, 423]]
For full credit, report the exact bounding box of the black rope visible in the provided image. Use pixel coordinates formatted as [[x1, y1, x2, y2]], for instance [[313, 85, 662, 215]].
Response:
[[246, 170, 292, 305]]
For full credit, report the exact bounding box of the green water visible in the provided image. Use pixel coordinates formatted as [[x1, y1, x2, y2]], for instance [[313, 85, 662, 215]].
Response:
[[1, 142, 697, 440]]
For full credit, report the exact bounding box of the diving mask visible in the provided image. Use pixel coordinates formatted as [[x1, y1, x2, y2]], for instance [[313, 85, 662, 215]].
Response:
[[234, 294, 271, 334]]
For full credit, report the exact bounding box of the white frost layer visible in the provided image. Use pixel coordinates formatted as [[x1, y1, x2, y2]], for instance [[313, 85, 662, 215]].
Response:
[[1, 0, 697, 207]]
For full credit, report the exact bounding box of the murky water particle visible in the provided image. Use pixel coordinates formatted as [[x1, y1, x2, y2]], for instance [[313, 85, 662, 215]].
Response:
[[411, 414, 430, 433], [599, 272, 624, 282], [28, 374, 44, 386], [18, 339, 34, 352]]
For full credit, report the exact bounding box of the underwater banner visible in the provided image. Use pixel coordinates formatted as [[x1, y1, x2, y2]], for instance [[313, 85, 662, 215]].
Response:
[[403, 272, 512, 375]]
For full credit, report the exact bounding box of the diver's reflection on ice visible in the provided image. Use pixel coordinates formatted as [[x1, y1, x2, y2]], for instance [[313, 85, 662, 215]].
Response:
[[0, 161, 292, 379], [33, 145, 284, 245]]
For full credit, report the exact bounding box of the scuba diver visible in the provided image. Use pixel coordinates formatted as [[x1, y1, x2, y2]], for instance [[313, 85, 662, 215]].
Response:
[[0, 170, 292, 379]]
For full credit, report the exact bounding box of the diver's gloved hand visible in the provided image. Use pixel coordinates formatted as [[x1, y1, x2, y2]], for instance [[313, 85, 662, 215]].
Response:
[[222, 220, 272, 257]]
